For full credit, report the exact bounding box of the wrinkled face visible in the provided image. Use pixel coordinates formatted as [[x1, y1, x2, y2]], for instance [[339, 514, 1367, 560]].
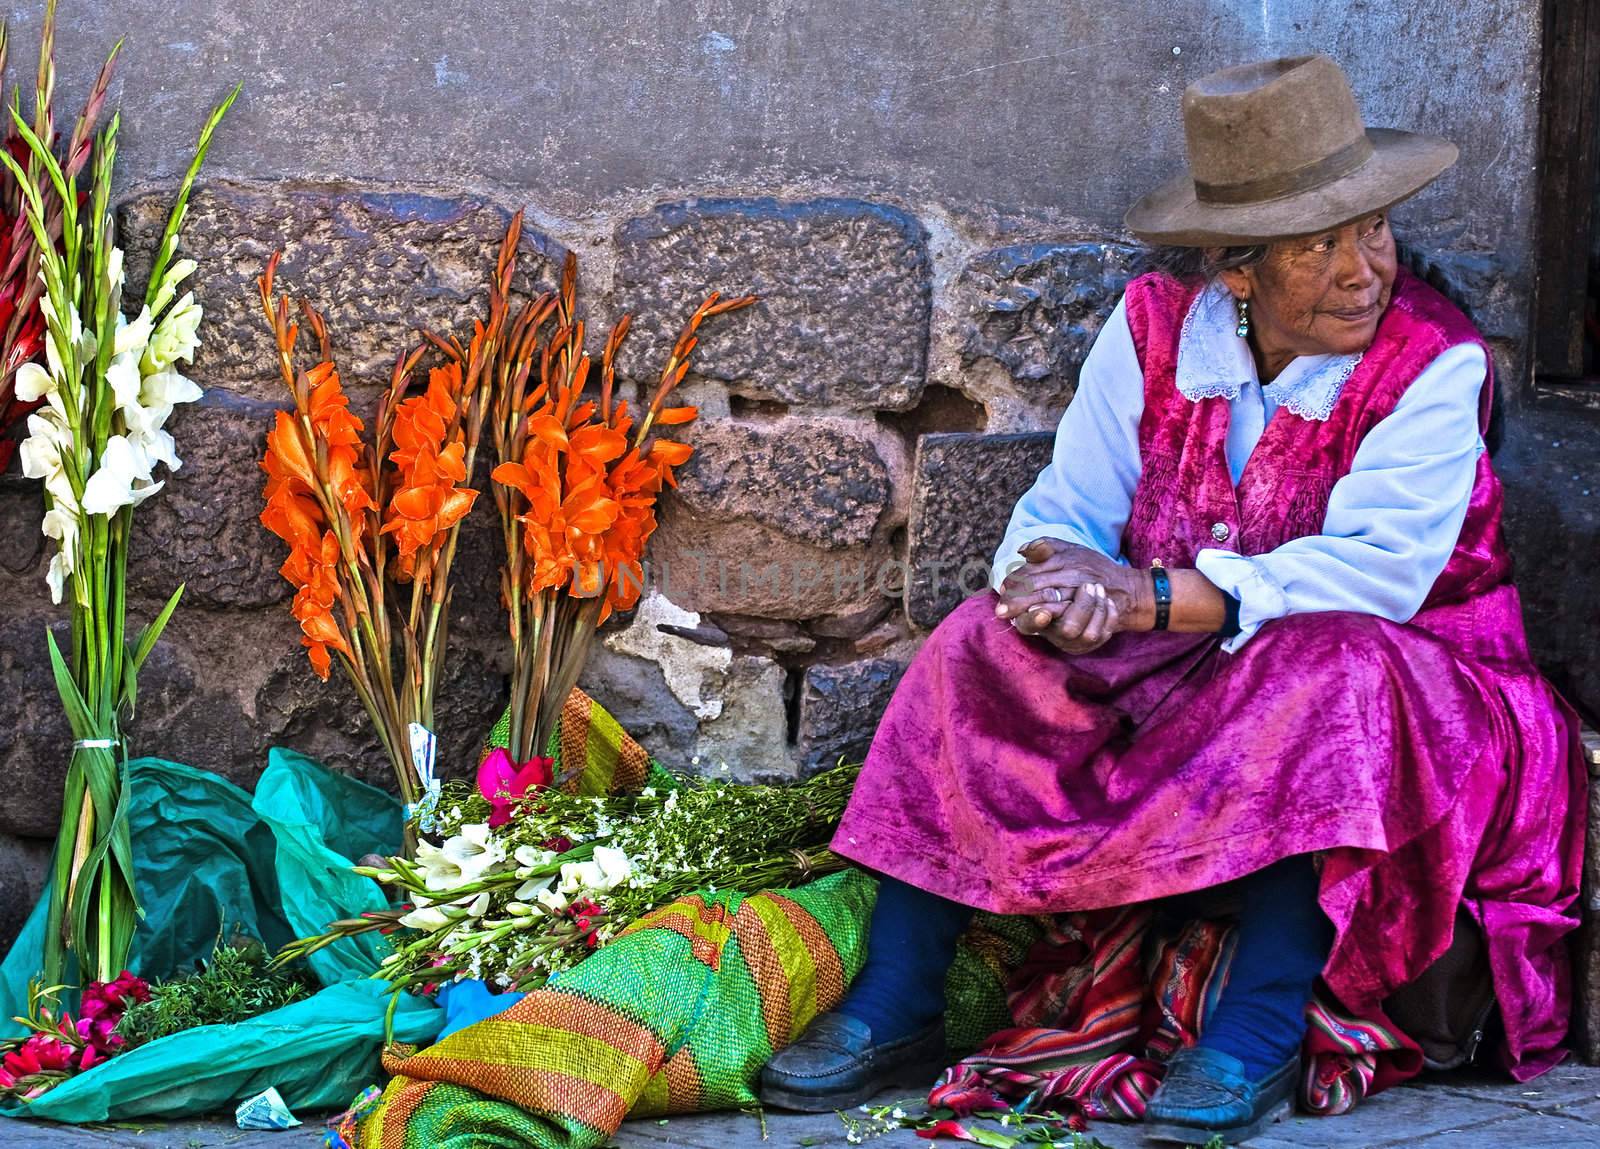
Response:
[[1221, 212, 1398, 363]]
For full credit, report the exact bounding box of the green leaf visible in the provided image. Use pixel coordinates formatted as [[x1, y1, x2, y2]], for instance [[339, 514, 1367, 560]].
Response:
[[45, 630, 93, 738], [130, 584, 184, 672]]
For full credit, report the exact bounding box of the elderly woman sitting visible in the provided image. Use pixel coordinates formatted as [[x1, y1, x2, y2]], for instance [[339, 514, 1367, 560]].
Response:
[[761, 55, 1585, 1144]]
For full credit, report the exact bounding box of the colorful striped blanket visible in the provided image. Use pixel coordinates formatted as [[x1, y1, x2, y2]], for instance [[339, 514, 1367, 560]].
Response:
[[353, 872, 875, 1149], [929, 907, 1423, 1129]]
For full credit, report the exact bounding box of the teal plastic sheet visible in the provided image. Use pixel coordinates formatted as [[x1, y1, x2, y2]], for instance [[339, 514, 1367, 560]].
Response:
[[0, 749, 443, 1123]]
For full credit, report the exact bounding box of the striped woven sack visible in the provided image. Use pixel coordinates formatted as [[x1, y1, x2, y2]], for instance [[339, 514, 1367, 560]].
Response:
[[484, 689, 656, 798], [356, 870, 875, 1149]]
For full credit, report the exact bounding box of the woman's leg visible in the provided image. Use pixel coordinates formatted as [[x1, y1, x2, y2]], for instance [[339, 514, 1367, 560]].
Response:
[[1147, 855, 1334, 1142], [1198, 855, 1334, 1075], [760, 875, 973, 1110], [836, 875, 975, 1042]]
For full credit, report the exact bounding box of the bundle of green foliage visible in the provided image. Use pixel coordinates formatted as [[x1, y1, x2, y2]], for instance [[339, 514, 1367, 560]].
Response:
[[115, 936, 314, 1048]]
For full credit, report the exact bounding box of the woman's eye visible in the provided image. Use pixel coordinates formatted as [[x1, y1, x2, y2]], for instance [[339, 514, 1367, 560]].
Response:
[[1363, 216, 1387, 238]]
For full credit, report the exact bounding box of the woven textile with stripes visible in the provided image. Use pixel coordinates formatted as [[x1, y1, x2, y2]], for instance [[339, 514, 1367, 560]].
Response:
[[356, 871, 874, 1149], [929, 907, 1423, 1128], [485, 689, 656, 798]]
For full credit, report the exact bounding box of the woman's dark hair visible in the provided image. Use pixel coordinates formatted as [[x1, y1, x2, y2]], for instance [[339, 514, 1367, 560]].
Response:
[[1146, 244, 1270, 283]]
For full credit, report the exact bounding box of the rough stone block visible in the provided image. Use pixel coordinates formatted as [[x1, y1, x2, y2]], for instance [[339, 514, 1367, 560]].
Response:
[[614, 198, 931, 410], [128, 395, 287, 611], [957, 242, 1144, 406], [795, 658, 908, 774], [0, 613, 74, 837], [670, 421, 893, 547], [118, 184, 564, 404], [904, 431, 1055, 629], [595, 597, 796, 781], [649, 419, 902, 619], [0, 833, 51, 955]]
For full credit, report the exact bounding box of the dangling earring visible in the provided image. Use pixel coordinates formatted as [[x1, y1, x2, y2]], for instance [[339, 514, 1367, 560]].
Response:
[[1235, 297, 1251, 339]]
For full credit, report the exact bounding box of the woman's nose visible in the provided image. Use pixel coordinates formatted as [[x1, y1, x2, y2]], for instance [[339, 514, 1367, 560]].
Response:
[[1334, 240, 1378, 290]]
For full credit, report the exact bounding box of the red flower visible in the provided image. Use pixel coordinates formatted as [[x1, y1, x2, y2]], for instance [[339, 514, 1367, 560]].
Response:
[[476, 748, 556, 827]]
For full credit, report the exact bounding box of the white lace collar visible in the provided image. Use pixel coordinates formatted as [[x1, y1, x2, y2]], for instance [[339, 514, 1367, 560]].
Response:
[[1174, 280, 1363, 422]]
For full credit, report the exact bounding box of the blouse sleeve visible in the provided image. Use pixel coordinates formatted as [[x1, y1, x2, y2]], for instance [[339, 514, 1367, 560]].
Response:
[[1194, 342, 1488, 652], [989, 299, 1146, 589]]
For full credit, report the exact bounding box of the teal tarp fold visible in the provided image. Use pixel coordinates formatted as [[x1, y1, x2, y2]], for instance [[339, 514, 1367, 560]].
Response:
[[0, 749, 443, 1123]]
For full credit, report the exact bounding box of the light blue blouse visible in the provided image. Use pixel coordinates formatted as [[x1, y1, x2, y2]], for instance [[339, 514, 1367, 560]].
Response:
[[990, 281, 1488, 651]]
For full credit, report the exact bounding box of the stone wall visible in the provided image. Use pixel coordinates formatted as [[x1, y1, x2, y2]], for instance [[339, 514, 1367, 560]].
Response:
[[0, 0, 1559, 950]]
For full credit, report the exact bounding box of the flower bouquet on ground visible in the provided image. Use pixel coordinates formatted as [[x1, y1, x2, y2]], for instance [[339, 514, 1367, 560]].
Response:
[[0, 975, 149, 1101], [276, 763, 858, 992], [257, 215, 524, 828], [4, 15, 236, 984], [485, 250, 756, 784]]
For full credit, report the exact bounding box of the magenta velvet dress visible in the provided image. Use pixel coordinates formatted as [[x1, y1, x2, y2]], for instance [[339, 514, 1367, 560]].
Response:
[[832, 268, 1586, 1081]]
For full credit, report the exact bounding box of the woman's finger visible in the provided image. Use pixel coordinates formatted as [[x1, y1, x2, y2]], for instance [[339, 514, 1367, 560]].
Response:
[[996, 581, 1080, 619], [1078, 584, 1113, 645], [1053, 584, 1098, 639]]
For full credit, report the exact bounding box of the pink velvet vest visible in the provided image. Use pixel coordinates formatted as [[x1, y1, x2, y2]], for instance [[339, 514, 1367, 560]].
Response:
[[1121, 268, 1525, 664]]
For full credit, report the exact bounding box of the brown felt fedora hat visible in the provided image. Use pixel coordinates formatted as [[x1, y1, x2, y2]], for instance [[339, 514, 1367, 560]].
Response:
[[1125, 55, 1458, 246]]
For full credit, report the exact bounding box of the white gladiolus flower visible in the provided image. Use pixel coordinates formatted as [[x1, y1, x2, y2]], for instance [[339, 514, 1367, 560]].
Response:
[[555, 847, 631, 898], [150, 258, 196, 317], [592, 846, 633, 888], [515, 873, 557, 902], [437, 823, 507, 886], [115, 306, 155, 358], [106, 351, 143, 412], [513, 845, 556, 871], [141, 293, 202, 374], [14, 362, 55, 403], [398, 905, 452, 932], [465, 892, 491, 919], [535, 886, 570, 913], [82, 435, 159, 515], [140, 366, 202, 412]]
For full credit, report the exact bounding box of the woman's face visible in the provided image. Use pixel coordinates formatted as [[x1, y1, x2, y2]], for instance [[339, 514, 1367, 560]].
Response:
[[1219, 212, 1398, 367]]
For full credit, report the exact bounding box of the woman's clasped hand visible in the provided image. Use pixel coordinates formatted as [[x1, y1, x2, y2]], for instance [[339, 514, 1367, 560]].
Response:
[[994, 538, 1140, 654]]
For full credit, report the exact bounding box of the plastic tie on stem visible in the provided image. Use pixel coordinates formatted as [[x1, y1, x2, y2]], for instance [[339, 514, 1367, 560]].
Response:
[[72, 738, 118, 750]]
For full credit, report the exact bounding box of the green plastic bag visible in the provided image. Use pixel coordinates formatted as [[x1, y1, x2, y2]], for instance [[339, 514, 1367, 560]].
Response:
[[0, 749, 443, 1123]]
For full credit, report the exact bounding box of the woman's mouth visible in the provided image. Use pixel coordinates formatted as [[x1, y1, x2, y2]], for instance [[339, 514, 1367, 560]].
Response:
[[1327, 301, 1379, 323]]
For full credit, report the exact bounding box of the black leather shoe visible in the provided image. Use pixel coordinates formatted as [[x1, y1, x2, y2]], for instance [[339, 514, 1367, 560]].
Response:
[[759, 1012, 947, 1112], [1143, 1047, 1298, 1144]]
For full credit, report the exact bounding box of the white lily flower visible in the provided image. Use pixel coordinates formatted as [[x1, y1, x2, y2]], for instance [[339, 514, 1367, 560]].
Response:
[[82, 435, 155, 515], [398, 905, 453, 932], [141, 292, 202, 374]]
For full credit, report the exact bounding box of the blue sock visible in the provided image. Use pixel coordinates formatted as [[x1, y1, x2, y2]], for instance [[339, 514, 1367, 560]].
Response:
[[1198, 856, 1335, 1079], [836, 876, 974, 1043]]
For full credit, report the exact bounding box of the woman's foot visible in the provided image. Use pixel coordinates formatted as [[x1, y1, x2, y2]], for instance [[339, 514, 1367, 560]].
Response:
[[758, 1012, 947, 1112], [1143, 1047, 1298, 1145]]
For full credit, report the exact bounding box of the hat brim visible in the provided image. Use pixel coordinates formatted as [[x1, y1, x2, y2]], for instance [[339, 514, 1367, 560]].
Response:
[[1124, 128, 1458, 246]]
